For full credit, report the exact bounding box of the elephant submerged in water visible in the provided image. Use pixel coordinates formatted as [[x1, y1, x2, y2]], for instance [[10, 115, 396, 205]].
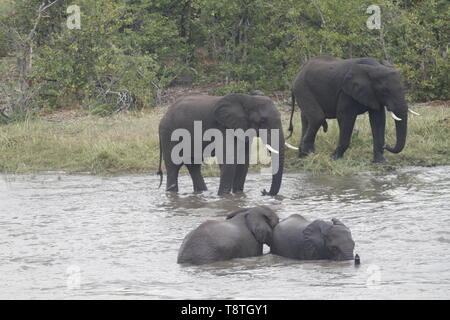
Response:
[[289, 56, 418, 163], [271, 214, 355, 261], [177, 206, 279, 265], [157, 93, 289, 196]]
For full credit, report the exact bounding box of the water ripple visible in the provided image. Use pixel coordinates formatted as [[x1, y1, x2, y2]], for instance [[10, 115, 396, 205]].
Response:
[[0, 166, 449, 299]]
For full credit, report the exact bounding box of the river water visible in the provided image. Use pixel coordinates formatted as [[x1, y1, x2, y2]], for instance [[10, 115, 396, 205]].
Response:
[[1, 166, 449, 299]]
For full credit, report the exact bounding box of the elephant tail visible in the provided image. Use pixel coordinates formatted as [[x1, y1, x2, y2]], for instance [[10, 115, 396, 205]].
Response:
[[157, 134, 163, 188], [322, 120, 328, 133], [287, 92, 295, 139]]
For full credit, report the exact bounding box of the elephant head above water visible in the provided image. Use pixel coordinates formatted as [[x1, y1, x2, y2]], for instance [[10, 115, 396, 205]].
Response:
[[177, 206, 279, 265], [271, 214, 355, 261]]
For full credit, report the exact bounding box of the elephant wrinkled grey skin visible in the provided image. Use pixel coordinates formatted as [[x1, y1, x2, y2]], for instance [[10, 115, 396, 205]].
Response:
[[177, 206, 279, 265], [271, 214, 355, 261], [157, 93, 285, 195], [289, 56, 409, 163]]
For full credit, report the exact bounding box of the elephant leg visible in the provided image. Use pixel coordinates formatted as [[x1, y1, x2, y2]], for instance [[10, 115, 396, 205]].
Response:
[[218, 164, 236, 195], [298, 95, 325, 157], [299, 113, 309, 156], [332, 112, 357, 159], [232, 143, 250, 193], [368, 109, 386, 163], [166, 163, 182, 192], [161, 134, 182, 192], [186, 164, 207, 192], [232, 163, 249, 193], [301, 118, 323, 157]]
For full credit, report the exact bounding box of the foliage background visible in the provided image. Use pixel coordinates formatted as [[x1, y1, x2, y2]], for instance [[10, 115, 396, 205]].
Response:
[[0, 0, 448, 115]]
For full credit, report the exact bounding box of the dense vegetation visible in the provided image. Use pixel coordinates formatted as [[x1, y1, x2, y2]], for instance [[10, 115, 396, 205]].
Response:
[[0, 0, 449, 118]]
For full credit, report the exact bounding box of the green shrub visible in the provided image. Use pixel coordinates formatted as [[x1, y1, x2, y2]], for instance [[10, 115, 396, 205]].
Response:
[[1, 0, 448, 117], [213, 80, 253, 96], [31, 0, 159, 115]]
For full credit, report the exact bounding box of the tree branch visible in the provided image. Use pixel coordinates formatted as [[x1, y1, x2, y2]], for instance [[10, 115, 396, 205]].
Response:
[[379, 26, 390, 61], [27, 0, 60, 42], [310, 0, 326, 27]]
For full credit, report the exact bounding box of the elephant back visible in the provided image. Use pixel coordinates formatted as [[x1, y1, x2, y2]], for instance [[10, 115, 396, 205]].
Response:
[[271, 215, 309, 259]]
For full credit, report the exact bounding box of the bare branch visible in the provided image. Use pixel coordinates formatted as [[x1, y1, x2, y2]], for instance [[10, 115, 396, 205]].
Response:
[[42, 0, 60, 11], [0, 0, 61, 44], [27, 0, 60, 42], [0, 0, 60, 121], [310, 0, 326, 27], [379, 26, 390, 61]]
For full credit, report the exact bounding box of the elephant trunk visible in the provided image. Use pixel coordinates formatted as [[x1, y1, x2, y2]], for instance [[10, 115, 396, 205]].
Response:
[[385, 109, 408, 154], [337, 251, 355, 261], [265, 128, 285, 196]]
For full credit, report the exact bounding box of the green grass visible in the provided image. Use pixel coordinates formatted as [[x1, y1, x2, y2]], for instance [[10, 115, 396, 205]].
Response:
[[0, 104, 449, 175], [282, 104, 450, 175], [0, 108, 164, 174]]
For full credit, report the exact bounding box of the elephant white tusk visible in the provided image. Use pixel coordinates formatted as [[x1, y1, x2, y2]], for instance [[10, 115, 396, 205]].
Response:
[[390, 112, 402, 121], [285, 142, 299, 150], [265, 144, 279, 154], [409, 109, 420, 116]]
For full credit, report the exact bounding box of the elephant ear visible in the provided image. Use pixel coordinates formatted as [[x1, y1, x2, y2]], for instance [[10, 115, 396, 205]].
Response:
[[342, 64, 380, 111], [213, 94, 249, 130], [332, 218, 346, 227], [226, 208, 249, 220], [303, 220, 332, 259], [258, 206, 279, 228], [245, 207, 279, 245]]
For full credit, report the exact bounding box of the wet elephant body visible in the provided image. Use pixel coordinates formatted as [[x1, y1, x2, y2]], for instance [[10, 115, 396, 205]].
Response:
[[177, 206, 279, 265], [271, 214, 355, 261]]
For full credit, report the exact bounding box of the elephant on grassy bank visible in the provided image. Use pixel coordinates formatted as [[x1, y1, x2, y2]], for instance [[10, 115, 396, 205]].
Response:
[[289, 56, 417, 163], [271, 214, 355, 261], [177, 206, 279, 265], [157, 93, 287, 196]]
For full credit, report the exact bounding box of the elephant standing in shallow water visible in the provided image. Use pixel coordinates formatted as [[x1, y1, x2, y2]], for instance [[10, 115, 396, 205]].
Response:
[[271, 214, 355, 261], [157, 93, 287, 196], [177, 206, 279, 265], [289, 56, 418, 163]]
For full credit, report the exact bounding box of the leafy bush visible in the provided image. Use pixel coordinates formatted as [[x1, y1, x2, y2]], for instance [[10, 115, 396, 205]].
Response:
[[0, 28, 11, 57], [31, 0, 159, 115], [212, 80, 253, 96], [383, 0, 450, 101], [1, 0, 448, 119]]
